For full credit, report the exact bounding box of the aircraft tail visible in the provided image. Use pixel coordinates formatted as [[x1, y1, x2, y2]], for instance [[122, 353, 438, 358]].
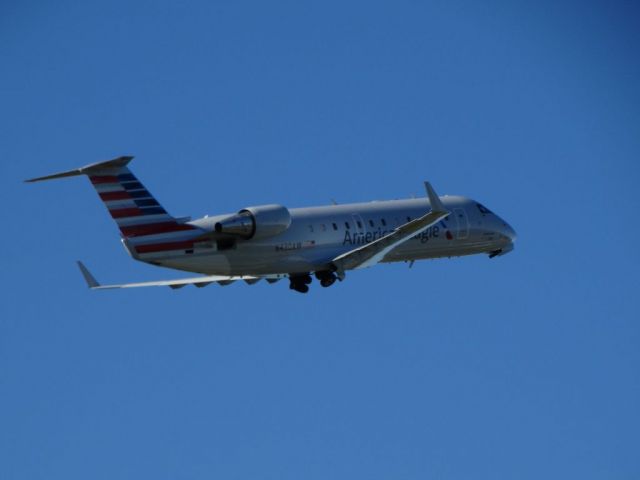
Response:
[[25, 156, 199, 242]]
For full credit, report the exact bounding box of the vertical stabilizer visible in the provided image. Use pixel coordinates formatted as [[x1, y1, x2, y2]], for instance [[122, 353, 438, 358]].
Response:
[[26, 156, 202, 257]]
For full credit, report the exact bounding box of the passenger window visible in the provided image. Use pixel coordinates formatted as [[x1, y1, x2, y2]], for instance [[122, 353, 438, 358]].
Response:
[[369, 220, 375, 228], [332, 222, 338, 231], [321, 224, 327, 231], [345, 222, 350, 230], [357, 221, 362, 229], [309, 225, 314, 233], [381, 218, 387, 226], [406, 216, 411, 222]]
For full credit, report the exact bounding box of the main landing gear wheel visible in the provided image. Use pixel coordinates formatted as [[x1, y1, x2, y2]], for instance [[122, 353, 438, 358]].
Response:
[[289, 282, 309, 293]]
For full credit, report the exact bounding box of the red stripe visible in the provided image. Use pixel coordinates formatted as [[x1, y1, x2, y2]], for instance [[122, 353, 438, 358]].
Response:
[[135, 240, 195, 254], [120, 222, 196, 237], [110, 207, 143, 218], [99, 191, 131, 201], [90, 175, 120, 184]]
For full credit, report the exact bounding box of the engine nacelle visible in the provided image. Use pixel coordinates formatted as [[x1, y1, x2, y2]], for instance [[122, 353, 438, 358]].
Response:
[[214, 204, 291, 240]]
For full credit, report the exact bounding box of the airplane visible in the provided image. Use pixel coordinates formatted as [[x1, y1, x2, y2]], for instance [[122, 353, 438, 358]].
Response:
[[26, 156, 516, 293]]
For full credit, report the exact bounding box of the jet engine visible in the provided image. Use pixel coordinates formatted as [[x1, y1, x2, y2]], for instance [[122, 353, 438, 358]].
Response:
[[214, 204, 291, 240]]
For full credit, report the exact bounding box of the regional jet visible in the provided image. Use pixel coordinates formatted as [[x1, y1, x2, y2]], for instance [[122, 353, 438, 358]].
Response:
[[26, 156, 516, 293]]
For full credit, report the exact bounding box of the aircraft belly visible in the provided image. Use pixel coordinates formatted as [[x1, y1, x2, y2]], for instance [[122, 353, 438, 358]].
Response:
[[248, 245, 339, 274], [150, 243, 343, 276], [223, 245, 340, 275], [155, 253, 233, 275]]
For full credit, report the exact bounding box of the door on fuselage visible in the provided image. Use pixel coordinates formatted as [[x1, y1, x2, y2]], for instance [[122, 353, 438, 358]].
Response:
[[453, 208, 469, 239], [351, 213, 367, 244]]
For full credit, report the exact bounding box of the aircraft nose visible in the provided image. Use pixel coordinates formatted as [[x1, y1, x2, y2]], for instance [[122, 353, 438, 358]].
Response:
[[487, 215, 516, 258], [501, 220, 516, 243]]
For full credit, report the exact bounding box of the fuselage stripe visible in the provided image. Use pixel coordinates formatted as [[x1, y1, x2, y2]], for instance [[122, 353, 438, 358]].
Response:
[[115, 214, 175, 226], [120, 222, 197, 237], [135, 240, 195, 254]]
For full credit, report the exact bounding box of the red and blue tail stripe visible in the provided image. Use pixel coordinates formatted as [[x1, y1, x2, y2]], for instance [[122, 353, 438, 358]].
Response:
[[86, 166, 202, 256], [89, 172, 174, 229]]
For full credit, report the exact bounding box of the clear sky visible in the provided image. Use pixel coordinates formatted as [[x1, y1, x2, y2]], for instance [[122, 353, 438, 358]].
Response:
[[1, 1, 639, 479]]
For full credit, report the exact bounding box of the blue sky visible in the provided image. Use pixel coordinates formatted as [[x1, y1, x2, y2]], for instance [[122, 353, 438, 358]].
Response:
[[1, 1, 639, 478]]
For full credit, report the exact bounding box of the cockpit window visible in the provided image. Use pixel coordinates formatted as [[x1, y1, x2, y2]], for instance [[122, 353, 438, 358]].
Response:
[[476, 203, 492, 215]]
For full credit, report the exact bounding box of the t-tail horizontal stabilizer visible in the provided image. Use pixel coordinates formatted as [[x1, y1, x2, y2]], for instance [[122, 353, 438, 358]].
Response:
[[25, 156, 134, 183]]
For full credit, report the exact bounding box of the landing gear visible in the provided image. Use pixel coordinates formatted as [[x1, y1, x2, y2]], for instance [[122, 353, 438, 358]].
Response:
[[288, 270, 342, 293], [289, 273, 312, 294]]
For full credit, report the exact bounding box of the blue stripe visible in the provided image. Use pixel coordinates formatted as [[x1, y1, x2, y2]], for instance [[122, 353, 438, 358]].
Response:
[[140, 207, 167, 215], [135, 199, 160, 207], [122, 181, 143, 190], [128, 190, 152, 199], [117, 173, 137, 181]]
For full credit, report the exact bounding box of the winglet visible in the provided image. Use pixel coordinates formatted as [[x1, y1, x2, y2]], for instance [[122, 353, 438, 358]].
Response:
[[424, 181, 447, 213], [25, 156, 134, 183], [77, 261, 100, 289]]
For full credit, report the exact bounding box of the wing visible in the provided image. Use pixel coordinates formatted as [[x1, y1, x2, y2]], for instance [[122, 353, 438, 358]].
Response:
[[331, 182, 449, 273], [77, 261, 283, 290]]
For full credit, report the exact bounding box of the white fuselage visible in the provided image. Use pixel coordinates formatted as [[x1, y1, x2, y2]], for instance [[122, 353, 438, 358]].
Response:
[[142, 196, 515, 276]]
